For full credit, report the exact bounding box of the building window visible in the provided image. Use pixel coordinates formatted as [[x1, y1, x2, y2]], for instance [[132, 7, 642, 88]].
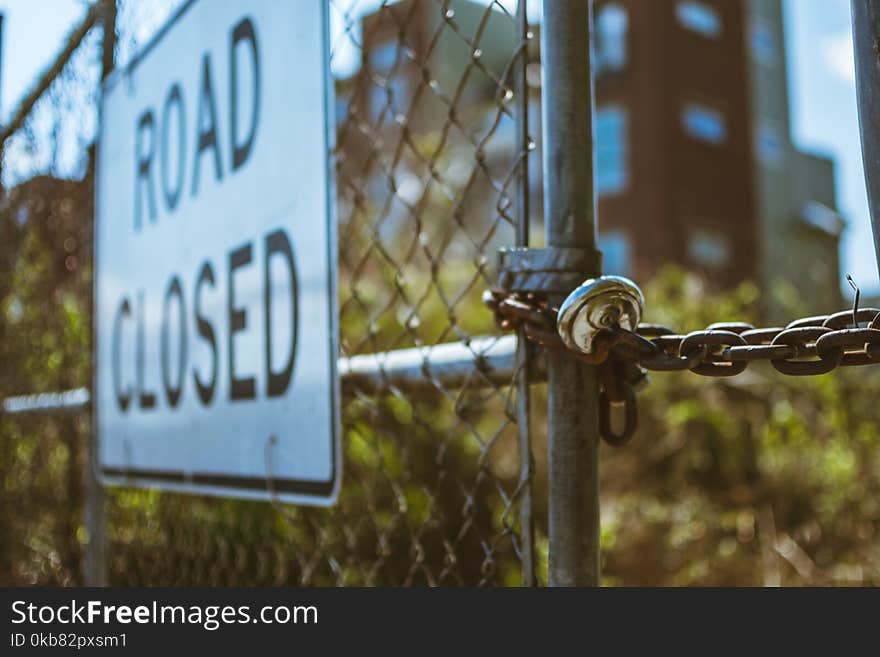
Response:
[[596, 105, 628, 195], [750, 20, 779, 65], [369, 41, 399, 75], [370, 78, 409, 120], [676, 1, 722, 39], [599, 231, 632, 276], [335, 96, 350, 126], [755, 120, 786, 167], [595, 3, 628, 74], [681, 102, 727, 145], [801, 201, 844, 237], [688, 229, 730, 269], [368, 41, 409, 120]]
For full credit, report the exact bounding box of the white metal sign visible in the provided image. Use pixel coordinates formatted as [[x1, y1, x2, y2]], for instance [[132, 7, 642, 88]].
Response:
[[95, 0, 339, 504]]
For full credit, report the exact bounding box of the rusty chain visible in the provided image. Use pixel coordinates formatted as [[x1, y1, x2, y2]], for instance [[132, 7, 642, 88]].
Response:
[[484, 289, 880, 446]]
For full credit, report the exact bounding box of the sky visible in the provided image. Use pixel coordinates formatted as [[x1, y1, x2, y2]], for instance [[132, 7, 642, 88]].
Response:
[[0, 0, 877, 293], [782, 0, 879, 293], [0, 0, 89, 118]]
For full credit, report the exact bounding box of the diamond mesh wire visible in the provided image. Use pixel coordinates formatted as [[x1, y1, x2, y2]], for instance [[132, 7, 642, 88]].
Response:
[[1, 0, 540, 587]]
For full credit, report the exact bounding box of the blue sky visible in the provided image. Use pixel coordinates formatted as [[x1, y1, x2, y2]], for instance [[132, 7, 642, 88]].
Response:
[[783, 0, 879, 292], [1, 0, 877, 293], [0, 1, 89, 117]]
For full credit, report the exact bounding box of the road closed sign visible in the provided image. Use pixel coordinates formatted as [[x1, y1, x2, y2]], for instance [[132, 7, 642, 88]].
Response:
[[95, 0, 339, 504]]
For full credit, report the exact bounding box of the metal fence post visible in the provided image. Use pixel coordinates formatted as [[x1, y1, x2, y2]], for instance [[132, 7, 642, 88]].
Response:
[[84, 0, 116, 587], [541, 0, 602, 586], [851, 0, 880, 266], [514, 0, 536, 588]]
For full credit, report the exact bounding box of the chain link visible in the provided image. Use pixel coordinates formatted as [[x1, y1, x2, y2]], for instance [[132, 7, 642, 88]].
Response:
[[485, 289, 880, 446]]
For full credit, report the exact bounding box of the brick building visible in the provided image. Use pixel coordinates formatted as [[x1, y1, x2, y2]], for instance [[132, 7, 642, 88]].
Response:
[[592, 0, 843, 314], [340, 0, 844, 315]]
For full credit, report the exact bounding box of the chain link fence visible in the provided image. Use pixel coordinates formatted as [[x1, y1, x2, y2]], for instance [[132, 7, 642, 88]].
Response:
[[1, 0, 544, 586]]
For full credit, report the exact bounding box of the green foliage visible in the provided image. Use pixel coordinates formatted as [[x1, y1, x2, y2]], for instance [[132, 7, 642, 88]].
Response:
[[1, 177, 93, 585], [600, 267, 880, 585]]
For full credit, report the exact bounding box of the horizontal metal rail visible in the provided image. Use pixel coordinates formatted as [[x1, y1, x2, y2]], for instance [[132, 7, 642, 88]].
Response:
[[2, 387, 91, 414], [340, 334, 521, 393], [1, 334, 524, 415]]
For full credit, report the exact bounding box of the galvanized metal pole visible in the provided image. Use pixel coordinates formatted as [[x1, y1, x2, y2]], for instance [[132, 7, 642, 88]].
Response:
[[514, 0, 535, 587], [0, 13, 5, 118], [540, 0, 602, 586], [84, 0, 116, 587], [0, 12, 5, 195], [851, 0, 880, 269]]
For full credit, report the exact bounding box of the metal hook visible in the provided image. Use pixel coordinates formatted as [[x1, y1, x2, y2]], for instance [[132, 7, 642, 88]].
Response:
[[846, 274, 860, 328]]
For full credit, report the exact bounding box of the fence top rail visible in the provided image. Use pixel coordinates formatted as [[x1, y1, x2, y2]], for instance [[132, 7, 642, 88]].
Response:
[[1, 387, 91, 415], [1, 335, 522, 415]]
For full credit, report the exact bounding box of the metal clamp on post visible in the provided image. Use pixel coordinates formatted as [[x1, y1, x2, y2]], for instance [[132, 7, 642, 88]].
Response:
[[493, 246, 648, 446], [498, 246, 603, 296]]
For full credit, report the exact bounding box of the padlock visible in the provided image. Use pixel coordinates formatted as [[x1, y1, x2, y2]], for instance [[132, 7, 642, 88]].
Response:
[[557, 276, 644, 354]]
